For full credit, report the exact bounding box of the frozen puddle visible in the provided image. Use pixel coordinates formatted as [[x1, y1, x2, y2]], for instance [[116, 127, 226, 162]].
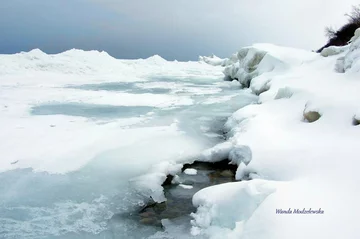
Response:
[[31, 103, 154, 119]]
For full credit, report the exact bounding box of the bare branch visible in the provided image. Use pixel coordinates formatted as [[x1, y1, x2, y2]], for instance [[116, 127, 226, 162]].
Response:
[[324, 26, 336, 38], [345, 5, 360, 24]]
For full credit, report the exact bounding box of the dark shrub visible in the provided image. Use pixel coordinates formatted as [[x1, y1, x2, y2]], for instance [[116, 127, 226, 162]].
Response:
[[317, 5, 360, 53]]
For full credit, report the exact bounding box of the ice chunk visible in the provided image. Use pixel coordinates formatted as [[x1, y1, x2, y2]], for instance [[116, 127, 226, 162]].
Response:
[[179, 184, 193, 189], [320, 45, 349, 57], [130, 161, 184, 202], [199, 142, 233, 162], [184, 168, 197, 175], [228, 145, 252, 166], [199, 54, 229, 66]]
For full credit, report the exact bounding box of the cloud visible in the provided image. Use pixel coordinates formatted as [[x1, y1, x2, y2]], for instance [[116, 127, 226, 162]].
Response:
[[1, 0, 360, 60], [89, 0, 360, 52]]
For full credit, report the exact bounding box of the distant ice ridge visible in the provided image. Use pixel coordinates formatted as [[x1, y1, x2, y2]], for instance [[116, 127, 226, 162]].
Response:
[[0, 49, 118, 75], [190, 29, 360, 239], [0, 49, 189, 77], [199, 54, 237, 67]]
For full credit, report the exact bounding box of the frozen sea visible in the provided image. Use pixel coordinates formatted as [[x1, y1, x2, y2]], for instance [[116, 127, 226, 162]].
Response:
[[0, 51, 257, 239]]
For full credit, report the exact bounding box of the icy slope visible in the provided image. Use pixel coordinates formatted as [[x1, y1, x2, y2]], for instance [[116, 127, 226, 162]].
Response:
[[191, 32, 360, 238]]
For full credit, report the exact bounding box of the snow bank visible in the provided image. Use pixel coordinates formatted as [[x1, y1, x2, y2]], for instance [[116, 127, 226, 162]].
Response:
[[191, 31, 360, 238], [223, 44, 316, 87]]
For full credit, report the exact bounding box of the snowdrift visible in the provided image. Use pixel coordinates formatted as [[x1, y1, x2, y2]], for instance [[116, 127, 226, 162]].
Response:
[[222, 44, 316, 88], [191, 30, 360, 239]]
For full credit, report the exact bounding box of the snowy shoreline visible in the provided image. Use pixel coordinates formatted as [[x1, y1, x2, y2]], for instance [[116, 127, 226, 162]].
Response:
[[1, 29, 360, 238], [189, 29, 360, 239]]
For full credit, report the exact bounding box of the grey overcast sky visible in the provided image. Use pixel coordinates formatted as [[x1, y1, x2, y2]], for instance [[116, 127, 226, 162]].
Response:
[[0, 0, 359, 60]]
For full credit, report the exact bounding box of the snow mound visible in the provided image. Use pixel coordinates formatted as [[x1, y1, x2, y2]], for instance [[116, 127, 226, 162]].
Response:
[[23, 48, 48, 59], [249, 75, 271, 95], [223, 44, 316, 87], [191, 180, 278, 238], [144, 54, 168, 64]]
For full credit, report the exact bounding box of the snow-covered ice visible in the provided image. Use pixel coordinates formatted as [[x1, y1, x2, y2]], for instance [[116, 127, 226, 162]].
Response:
[[0, 49, 257, 238]]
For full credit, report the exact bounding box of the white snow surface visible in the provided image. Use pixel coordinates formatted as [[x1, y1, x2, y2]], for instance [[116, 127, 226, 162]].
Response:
[[0, 49, 259, 238], [190, 31, 360, 238]]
